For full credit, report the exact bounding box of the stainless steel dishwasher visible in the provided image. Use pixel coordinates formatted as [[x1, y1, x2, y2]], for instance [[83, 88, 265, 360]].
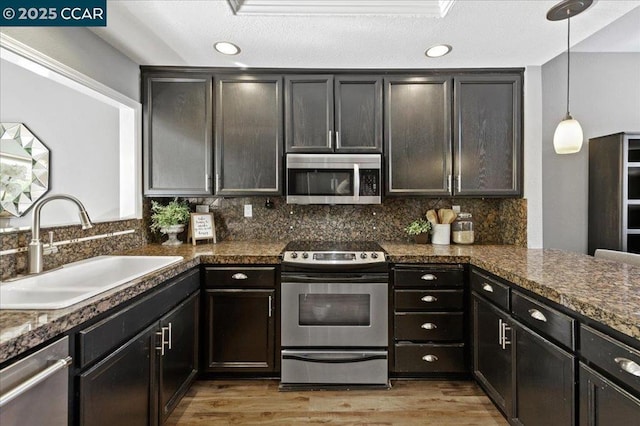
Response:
[[0, 336, 71, 426]]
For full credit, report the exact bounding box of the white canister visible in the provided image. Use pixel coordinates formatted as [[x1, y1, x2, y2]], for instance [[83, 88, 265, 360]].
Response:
[[431, 223, 451, 245]]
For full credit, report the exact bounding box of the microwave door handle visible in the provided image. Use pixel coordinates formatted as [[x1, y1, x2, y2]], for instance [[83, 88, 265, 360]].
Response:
[[353, 163, 360, 201]]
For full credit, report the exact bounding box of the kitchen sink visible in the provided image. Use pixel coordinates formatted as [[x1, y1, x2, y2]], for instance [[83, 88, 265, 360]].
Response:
[[0, 256, 183, 310]]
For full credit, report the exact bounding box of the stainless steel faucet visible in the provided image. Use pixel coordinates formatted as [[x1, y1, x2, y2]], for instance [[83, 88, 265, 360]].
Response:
[[28, 194, 94, 274]]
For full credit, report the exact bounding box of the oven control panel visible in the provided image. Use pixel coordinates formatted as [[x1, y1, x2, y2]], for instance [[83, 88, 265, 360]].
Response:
[[283, 251, 386, 265]]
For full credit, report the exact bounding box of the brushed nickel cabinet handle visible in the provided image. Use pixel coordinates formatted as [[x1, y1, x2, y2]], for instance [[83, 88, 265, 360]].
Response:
[[268, 296, 273, 318], [501, 321, 511, 350], [528, 309, 548, 322], [421, 295, 437, 303], [156, 327, 169, 356], [167, 322, 172, 350], [421, 323, 437, 330], [422, 355, 438, 362], [482, 283, 494, 293], [457, 174, 462, 193], [614, 357, 640, 377], [232, 273, 248, 280], [421, 274, 437, 281], [447, 174, 452, 192]]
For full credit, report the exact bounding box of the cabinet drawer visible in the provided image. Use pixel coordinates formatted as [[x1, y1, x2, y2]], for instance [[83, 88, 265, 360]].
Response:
[[77, 268, 199, 369], [395, 312, 464, 342], [395, 289, 463, 311], [470, 269, 510, 310], [394, 343, 466, 373], [581, 325, 640, 394], [394, 266, 464, 288], [204, 266, 276, 288], [511, 291, 575, 350]]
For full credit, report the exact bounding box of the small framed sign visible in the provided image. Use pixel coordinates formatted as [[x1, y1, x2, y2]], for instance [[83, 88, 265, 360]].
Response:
[[187, 213, 216, 245]]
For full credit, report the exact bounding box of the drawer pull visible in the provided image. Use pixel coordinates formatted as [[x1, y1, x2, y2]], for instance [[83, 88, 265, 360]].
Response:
[[421, 322, 437, 330], [482, 283, 494, 293], [614, 357, 640, 377], [421, 274, 437, 281], [232, 273, 248, 280], [528, 309, 548, 322], [422, 354, 438, 362], [421, 295, 437, 303]]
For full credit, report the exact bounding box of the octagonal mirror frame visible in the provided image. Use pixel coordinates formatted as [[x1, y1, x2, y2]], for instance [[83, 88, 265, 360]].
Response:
[[0, 122, 50, 217]]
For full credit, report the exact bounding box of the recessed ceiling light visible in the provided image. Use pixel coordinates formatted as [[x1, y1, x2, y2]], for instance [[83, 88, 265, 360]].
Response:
[[425, 44, 452, 58], [214, 42, 241, 55]]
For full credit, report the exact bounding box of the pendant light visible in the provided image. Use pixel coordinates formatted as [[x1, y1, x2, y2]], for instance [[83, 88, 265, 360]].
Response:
[[547, 0, 592, 154]]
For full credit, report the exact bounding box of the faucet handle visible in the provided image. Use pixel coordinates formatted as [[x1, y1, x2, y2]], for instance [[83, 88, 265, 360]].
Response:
[[44, 231, 59, 255]]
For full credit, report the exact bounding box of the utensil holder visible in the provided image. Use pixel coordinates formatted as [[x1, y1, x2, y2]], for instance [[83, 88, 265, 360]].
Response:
[[432, 224, 451, 245]]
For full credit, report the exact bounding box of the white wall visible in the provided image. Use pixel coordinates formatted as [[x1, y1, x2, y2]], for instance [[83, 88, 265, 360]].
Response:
[[542, 52, 640, 253], [1, 27, 140, 101], [524, 66, 543, 248], [1, 57, 123, 227]]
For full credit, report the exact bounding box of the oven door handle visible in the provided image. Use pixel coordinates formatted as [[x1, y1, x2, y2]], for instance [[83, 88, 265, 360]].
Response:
[[282, 352, 387, 364], [282, 274, 387, 283]]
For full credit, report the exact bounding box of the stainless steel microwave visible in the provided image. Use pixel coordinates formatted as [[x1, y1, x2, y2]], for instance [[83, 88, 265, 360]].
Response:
[[286, 154, 382, 204]]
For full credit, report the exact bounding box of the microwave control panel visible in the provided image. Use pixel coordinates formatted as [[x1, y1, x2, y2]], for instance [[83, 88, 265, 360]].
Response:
[[360, 170, 380, 196]]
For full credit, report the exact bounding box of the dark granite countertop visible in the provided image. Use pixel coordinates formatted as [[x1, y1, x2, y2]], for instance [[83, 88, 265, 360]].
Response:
[[1, 241, 639, 364]]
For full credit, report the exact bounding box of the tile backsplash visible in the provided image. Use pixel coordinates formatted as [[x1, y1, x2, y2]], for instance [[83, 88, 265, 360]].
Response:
[[148, 196, 527, 246], [2, 197, 527, 280], [1, 219, 145, 280]]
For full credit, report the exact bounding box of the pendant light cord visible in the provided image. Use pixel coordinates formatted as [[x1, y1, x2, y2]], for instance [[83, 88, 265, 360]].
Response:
[[566, 16, 571, 117]]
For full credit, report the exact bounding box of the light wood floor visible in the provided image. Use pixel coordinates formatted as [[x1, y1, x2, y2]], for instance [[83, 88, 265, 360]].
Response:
[[166, 380, 508, 425]]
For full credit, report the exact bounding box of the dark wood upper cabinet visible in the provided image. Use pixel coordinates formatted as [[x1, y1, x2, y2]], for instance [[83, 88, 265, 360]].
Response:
[[285, 75, 382, 153], [334, 76, 383, 152], [384, 76, 452, 196], [215, 75, 283, 195], [285, 75, 334, 152], [453, 74, 522, 196], [143, 74, 213, 196]]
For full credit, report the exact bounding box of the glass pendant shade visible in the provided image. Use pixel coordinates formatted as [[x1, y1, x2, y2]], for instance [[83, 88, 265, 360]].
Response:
[[553, 116, 583, 154]]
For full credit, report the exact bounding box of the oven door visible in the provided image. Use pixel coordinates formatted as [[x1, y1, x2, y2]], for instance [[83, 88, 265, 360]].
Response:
[[281, 277, 388, 348]]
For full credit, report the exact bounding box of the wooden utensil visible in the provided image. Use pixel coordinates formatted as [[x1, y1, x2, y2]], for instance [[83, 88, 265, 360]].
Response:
[[438, 208, 457, 224], [426, 209, 438, 225]]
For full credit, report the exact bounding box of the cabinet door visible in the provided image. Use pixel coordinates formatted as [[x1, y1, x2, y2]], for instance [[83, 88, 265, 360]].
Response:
[[158, 291, 199, 423], [143, 74, 213, 195], [472, 295, 512, 417], [215, 75, 283, 195], [512, 321, 575, 426], [285, 75, 334, 152], [204, 289, 275, 372], [78, 322, 157, 426], [334, 76, 382, 153], [579, 362, 640, 426], [453, 74, 522, 196], [385, 76, 452, 196]]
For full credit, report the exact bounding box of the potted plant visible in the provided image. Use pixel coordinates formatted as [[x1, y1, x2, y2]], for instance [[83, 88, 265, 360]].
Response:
[[150, 198, 191, 245], [404, 218, 432, 244]]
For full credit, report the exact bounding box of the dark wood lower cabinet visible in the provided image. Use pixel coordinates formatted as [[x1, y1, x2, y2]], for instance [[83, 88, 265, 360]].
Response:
[[159, 292, 199, 423], [204, 289, 275, 372], [511, 321, 575, 426], [471, 294, 512, 417], [76, 269, 200, 426], [579, 362, 640, 426], [79, 322, 156, 426]]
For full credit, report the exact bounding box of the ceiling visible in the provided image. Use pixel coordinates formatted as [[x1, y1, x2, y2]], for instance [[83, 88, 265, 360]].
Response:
[[92, 0, 640, 68]]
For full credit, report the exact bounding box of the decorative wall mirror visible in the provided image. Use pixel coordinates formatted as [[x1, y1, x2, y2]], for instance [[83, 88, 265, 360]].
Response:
[[0, 122, 50, 218]]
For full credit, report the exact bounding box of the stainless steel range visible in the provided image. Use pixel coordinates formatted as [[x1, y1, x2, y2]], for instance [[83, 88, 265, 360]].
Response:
[[280, 241, 389, 389]]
